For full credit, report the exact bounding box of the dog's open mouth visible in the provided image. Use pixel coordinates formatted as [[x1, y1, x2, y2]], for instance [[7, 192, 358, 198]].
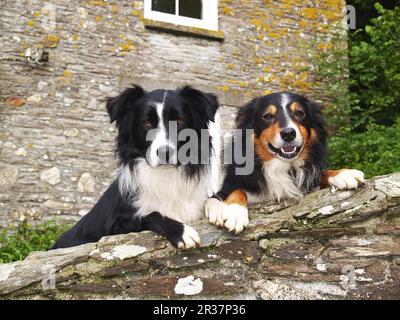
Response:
[[268, 143, 302, 159]]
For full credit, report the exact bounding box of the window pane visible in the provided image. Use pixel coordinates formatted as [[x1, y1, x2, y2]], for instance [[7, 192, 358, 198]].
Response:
[[152, 0, 175, 14], [179, 0, 202, 19]]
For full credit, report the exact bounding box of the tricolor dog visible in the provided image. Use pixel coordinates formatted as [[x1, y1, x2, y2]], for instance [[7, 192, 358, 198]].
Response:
[[205, 92, 365, 233]]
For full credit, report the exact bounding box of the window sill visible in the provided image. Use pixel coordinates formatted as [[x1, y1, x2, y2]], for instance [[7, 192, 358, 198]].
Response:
[[143, 18, 224, 41]]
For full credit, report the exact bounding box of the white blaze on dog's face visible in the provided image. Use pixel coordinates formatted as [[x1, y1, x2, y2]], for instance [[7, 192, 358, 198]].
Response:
[[252, 92, 318, 163], [146, 94, 178, 168], [273, 93, 304, 158]]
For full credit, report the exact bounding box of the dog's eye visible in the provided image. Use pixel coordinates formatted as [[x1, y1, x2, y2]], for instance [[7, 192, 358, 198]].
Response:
[[263, 113, 274, 121], [176, 118, 185, 125], [295, 109, 305, 118], [143, 120, 153, 128]]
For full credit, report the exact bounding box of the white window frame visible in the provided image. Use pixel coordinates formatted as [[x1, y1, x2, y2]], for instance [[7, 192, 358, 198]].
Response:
[[144, 0, 218, 31]]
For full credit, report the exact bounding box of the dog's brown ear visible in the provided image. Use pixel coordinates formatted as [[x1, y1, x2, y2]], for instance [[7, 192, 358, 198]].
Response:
[[106, 85, 145, 124]]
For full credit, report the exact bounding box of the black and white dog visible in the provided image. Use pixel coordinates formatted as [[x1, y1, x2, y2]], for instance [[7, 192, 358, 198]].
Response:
[[52, 85, 220, 249]]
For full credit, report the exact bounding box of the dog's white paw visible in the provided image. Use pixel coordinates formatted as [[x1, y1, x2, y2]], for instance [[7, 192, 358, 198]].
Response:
[[328, 169, 365, 190], [205, 198, 225, 227], [177, 225, 201, 249], [223, 204, 249, 234]]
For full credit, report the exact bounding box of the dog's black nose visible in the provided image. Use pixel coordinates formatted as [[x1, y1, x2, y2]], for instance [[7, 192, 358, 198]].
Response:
[[157, 146, 174, 163], [280, 128, 296, 142]]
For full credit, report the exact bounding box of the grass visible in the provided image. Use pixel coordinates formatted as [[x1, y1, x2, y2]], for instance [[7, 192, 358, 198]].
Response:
[[0, 220, 71, 264]]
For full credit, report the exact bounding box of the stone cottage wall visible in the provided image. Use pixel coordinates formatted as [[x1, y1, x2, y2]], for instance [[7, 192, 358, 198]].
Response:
[[0, 0, 346, 226]]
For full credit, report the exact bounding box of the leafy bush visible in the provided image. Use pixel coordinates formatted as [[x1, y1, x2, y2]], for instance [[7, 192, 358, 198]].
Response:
[[310, 26, 351, 132], [313, 3, 400, 178], [348, 4, 400, 131], [0, 220, 71, 263], [348, 0, 400, 31], [329, 119, 400, 178]]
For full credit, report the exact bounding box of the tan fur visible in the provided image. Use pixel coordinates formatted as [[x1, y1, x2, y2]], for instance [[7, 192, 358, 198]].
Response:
[[320, 169, 345, 189], [299, 127, 317, 161], [290, 102, 303, 113], [254, 122, 280, 162], [225, 189, 248, 208], [265, 105, 277, 116]]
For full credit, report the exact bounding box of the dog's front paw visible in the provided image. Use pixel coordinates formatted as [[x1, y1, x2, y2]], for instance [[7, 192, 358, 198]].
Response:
[[205, 198, 225, 227], [223, 204, 249, 234], [205, 198, 249, 234], [176, 225, 201, 249], [328, 169, 365, 190]]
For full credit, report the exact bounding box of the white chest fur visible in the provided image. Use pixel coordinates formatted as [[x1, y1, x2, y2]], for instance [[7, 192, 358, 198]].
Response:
[[118, 161, 211, 224], [116, 111, 222, 224], [248, 158, 307, 204]]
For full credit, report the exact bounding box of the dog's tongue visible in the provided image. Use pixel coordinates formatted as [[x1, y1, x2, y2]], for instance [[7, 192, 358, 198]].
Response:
[[282, 145, 296, 153]]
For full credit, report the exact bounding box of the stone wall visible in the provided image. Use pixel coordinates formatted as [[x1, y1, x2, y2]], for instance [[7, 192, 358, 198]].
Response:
[[1, 173, 399, 300], [0, 0, 346, 226]]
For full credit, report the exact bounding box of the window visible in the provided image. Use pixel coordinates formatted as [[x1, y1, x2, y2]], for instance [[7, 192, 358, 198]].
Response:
[[144, 0, 218, 31]]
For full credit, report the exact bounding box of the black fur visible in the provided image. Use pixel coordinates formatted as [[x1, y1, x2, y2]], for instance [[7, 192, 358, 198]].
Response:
[[52, 85, 218, 249]]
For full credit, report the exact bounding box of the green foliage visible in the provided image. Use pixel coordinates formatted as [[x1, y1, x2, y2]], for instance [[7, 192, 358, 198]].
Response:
[[329, 119, 400, 178], [310, 26, 351, 131], [313, 4, 400, 178], [347, 0, 400, 30], [349, 4, 400, 130], [0, 220, 71, 263]]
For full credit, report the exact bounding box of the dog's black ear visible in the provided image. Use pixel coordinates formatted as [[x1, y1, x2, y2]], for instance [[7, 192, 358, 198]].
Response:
[[306, 99, 325, 121], [307, 99, 327, 134], [236, 98, 259, 129], [179, 86, 219, 121], [307, 100, 324, 113], [106, 85, 145, 124]]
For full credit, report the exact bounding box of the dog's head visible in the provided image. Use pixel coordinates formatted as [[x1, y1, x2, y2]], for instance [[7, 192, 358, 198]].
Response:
[[106, 85, 219, 168], [237, 92, 327, 163]]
